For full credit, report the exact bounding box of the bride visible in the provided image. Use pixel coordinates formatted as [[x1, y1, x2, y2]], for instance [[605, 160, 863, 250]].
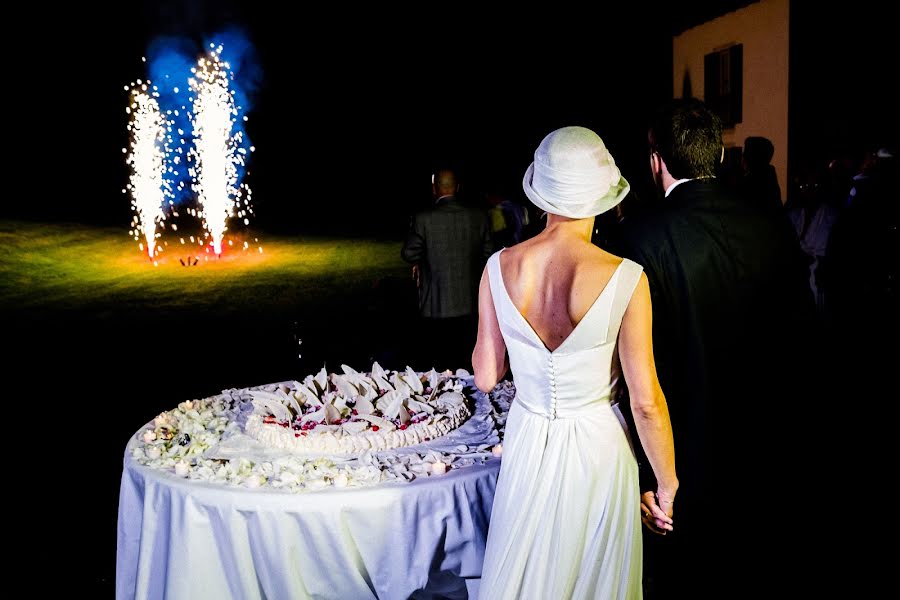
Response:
[[473, 126, 678, 599]]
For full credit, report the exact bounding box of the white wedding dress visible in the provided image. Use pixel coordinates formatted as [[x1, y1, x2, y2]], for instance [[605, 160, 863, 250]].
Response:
[[479, 249, 644, 599]]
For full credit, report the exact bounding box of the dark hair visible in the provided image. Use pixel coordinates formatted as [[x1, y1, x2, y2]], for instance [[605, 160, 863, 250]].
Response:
[[648, 98, 723, 179]]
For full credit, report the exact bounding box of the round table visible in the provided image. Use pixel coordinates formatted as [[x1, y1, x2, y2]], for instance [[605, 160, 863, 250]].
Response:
[[116, 417, 502, 599]]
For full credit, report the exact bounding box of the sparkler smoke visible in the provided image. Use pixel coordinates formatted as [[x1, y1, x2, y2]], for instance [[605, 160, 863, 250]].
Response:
[[204, 28, 261, 117], [125, 83, 172, 258], [189, 44, 252, 255], [146, 37, 196, 205]]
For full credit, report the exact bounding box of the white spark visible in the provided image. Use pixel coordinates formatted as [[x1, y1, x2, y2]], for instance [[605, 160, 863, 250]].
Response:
[[189, 46, 252, 255], [126, 82, 171, 258]]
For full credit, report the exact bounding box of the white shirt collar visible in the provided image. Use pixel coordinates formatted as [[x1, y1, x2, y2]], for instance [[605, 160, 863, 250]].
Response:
[[665, 178, 692, 197]]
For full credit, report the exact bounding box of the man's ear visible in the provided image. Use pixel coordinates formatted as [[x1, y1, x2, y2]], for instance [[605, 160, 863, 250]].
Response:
[[651, 152, 663, 175]]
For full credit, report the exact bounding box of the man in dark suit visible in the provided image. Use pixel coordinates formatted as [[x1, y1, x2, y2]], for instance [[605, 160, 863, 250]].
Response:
[[615, 99, 818, 597], [402, 167, 492, 371]]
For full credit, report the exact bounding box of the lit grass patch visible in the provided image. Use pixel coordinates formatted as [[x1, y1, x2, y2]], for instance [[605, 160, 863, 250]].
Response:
[[0, 220, 408, 316]]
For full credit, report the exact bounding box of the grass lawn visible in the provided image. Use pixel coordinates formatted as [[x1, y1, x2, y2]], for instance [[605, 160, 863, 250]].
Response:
[[0, 219, 410, 317]]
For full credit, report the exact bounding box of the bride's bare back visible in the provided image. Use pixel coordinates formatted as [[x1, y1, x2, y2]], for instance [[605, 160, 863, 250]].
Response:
[[498, 228, 623, 352]]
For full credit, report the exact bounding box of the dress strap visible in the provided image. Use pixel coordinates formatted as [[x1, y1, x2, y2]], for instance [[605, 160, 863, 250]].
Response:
[[606, 259, 644, 342], [486, 250, 505, 326]]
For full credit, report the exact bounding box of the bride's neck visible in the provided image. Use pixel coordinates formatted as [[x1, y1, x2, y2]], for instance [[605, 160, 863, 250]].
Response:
[[543, 214, 595, 242]]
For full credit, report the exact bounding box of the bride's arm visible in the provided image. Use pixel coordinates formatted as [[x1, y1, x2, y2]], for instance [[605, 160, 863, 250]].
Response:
[[472, 267, 509, 392], [618, 273, 678, 515]]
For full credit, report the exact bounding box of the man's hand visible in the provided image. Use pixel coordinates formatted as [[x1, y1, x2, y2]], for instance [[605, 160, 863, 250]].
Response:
[[411, 264, 421, 289], [640, 490, 674, 535]]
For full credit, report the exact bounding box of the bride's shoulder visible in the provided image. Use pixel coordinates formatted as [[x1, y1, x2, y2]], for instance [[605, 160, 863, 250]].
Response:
[[582, 243, 623, 267], [581, 246, 645, 281], [494, 239, 532, 263]]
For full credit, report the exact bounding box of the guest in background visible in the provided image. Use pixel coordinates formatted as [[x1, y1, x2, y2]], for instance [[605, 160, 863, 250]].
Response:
[[487, 191, 511, 249], [825, 146, 898, 333], [519, 203, 545, 243], [739, 135, 783, 213], [486, 189, 530, 249], [786, 166, 838, 315], [402, 166, 492, 371], [615, 99, 817, 597], [845, 148, 879, 208]]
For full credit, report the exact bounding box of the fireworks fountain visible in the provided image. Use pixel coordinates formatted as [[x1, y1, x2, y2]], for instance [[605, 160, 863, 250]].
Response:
[[189, 44, 253, 256], [125, 79, 172, 258]]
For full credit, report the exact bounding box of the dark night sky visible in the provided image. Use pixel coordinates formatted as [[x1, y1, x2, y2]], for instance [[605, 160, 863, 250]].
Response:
[[11, 1, 895, 236]]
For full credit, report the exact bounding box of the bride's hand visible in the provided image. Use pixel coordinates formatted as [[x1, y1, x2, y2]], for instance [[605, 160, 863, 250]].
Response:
[[655, 486, 676, 519], [640, 490, 674, 535]]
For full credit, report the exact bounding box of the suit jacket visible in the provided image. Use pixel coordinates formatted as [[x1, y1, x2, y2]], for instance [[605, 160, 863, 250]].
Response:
[[401, 196, 493, 318], [615, 180, 816, 522]]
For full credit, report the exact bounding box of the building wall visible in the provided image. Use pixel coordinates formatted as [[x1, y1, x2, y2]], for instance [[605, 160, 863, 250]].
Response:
[[673, 0, 789, 202]]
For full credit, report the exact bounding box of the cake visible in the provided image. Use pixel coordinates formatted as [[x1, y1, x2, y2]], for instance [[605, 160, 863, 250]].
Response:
[[239, 362, 472, 454], [131, 363, 505, 490]]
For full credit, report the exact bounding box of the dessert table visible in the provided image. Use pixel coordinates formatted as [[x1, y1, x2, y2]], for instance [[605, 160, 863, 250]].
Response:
[[116, 450, 498, 599], [116, 378, 512, 599]]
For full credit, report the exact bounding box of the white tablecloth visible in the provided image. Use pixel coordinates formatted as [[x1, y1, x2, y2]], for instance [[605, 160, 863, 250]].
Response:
[[116, 440, 499, 599]]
